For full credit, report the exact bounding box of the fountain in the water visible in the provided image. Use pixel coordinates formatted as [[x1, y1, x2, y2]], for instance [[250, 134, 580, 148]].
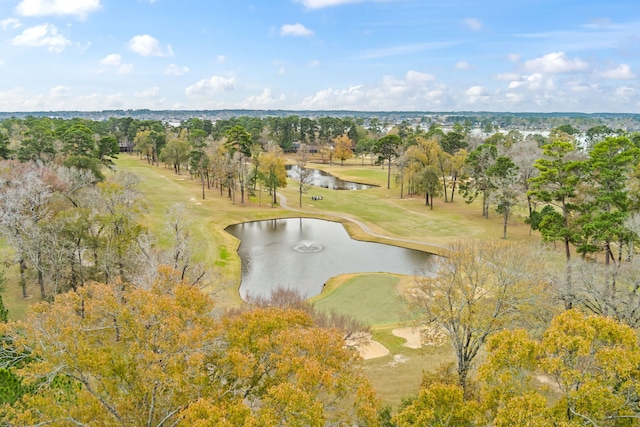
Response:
[[294, 240, 323, 253]]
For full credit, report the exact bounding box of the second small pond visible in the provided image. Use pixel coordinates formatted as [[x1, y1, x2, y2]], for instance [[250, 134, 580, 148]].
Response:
[[286, 165, 377, 190]]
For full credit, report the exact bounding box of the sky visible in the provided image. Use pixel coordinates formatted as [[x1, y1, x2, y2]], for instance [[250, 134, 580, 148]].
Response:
[[0, 0, 639, 113]]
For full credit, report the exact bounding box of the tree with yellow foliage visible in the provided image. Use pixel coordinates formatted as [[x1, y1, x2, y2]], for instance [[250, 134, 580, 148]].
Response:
[[0, 270, 378, 426], [333, 134, 353, 166], [479, 310, 640, 426], [182, 306, 380, 426], [258, 144, 288, 206], [0, 269, 218, 426]]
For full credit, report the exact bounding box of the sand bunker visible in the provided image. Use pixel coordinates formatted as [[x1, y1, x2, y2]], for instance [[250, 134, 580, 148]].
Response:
[[347, 332, 390, 360], [392, 326, 446, 348], [347, 326, 447, 359], [358, 339, 390, 359]]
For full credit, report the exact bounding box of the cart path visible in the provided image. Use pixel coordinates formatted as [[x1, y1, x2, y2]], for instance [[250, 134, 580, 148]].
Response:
[[277, 192, 445, 251]]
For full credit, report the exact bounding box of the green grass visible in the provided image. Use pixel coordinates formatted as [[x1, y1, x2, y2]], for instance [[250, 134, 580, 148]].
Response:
[[311, 273, 408, 328], [280, 160, 538, 251], [363, 340, 456, 408]]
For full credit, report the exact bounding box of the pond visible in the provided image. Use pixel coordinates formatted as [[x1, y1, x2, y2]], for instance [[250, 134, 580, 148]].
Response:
[[225, 218, 435, 300], [286, 165, 377, 190]]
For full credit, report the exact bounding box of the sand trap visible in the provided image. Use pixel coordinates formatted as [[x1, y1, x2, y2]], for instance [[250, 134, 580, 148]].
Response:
[[347, 332, 390, 360], [392, 326, 446, 348], [358, 339, 390, 359]]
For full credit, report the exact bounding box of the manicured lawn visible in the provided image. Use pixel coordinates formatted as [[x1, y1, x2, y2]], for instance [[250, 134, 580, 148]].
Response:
[[280, 160, 539, 250], [311, 273, 409, 328]]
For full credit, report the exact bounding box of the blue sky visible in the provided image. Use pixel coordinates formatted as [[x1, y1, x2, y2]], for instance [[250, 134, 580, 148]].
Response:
[[1, 0, 639, 113]]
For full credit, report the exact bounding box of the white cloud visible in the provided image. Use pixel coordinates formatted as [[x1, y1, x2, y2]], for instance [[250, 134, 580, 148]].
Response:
[[278, 67, 286, 75], [185, 75, 235, 96], [1, 18, 22, 30], [465, 85, 488, 97], [463, 18, 483, 31], [566, 80, 591, 93], [0, 88, 45, 110], [100, 53, 132, 74], [100, 53, 121, 66], [49, 85, 68, 98], [280, 23, 314, 37], [596, 64, 636, 80], [0, 87, 177, 111], [465, 86, 491, 104], [507, 73, 542, 90], [242, 88, 285, 108], [524, 52, 589, 74], [506, 73, 554, 91], [301, 85, 366, 109], [293, 0, 364, 9], [455, 61, 473, 70], [216, 55, 226, 63], [134, 87, 160, 98], [406, 70, 435, 83], [71, 92, 136, 110], [359, 41, 457, 60], [505, 92, 524, 104], [12, 24, 70, 52], [165, 64, 190, 76], [129, 34, 173, 57], [308, 59, 320, 67], [15, 0, 101, 19], [299, 67, 450, 110], [495, 72, 520, 81], [103, 93, 126, 107], [381, 76, 410, 96], [507, 80, 524, 90]]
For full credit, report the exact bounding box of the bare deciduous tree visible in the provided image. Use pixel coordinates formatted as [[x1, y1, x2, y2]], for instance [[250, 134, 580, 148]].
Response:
[[407, 240, 556, 393], [572, 257, 640, 329]]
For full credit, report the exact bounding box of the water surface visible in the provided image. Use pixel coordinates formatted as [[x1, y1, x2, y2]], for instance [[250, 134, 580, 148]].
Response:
[[286, 165, 376, 190], [226, 218, 434, 300]]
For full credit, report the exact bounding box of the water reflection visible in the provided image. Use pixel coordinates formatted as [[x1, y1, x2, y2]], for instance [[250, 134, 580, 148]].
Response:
[[286, 165, 376, 190], [225, 218, 434, 300]]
